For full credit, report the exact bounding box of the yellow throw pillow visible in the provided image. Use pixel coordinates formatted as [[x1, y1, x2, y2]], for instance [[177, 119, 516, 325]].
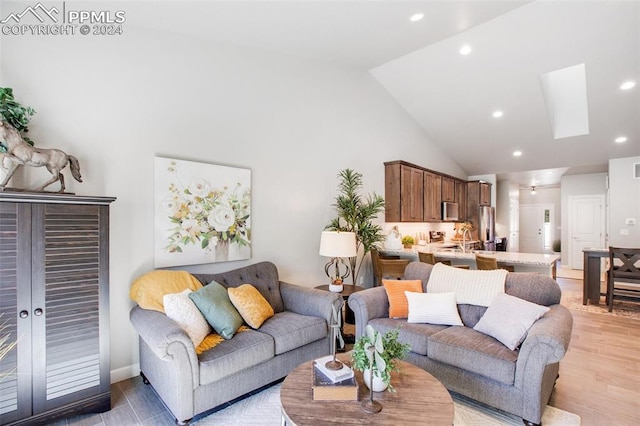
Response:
[[129, 270, 203, 312], [228, 284, 275, 329], [383, 279, 423, 318]]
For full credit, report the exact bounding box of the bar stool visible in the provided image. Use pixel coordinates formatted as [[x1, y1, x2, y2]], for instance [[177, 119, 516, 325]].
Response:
[[371, 248, 410, 287], [475, 254, 514, 272]]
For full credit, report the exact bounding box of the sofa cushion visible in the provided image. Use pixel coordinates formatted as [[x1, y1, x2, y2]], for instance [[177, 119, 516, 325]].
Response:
[[130, 270, 203, 312], [189, 281, 243, 339], [473, 292, 550, 350], [258, 311, 327, 355], [228, 284, 275, 328], [428, 326, 518, 385], [192, 261, 285, 313], [163, 289, 211, 347], [405, 291, 463, 326], [198, 329, 274, 385], [367, 318, 447, 356], [383, 279, 423, 318]]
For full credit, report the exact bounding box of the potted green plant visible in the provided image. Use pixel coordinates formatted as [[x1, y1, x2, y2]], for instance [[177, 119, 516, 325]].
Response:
[[401, 235, 415, 248], [0, 87, 36, 152], [351, 324, 410, 392], [326, 169, 386, 285]]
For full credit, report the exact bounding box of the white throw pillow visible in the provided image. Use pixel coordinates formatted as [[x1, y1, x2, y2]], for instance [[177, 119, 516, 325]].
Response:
[[405, 291, 463, 326], [427, 263, 507, 307], [473, 292, 550, 350], [163, 289, 211, 347]]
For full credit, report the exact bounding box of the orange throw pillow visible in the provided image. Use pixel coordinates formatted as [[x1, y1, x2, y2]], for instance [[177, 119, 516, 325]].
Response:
[[383, 279, 423, 318]]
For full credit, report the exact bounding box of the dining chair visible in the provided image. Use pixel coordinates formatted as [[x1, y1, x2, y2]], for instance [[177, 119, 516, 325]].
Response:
[[607, 247, 640, 312], [371, 248, 411, 286], [475, 254, 514, 272]]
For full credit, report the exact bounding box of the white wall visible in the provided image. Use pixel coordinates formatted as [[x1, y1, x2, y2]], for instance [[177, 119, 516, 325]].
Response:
[[1, 22, 466, 380], [496, 180, 519, 250], [560, 173, 608, 266], [608, 156, 640, 247]]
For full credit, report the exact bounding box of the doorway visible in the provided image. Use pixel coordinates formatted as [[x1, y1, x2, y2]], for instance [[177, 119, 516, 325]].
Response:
[[568, 195, 605, 270], [520, 204, 554, 254]]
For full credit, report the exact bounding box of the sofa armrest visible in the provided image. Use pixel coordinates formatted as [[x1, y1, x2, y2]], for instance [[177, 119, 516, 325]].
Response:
[[514, 304, 573, 387], [347, 287, 390, 339], [280, 282, 342, 325], [129, 305, 200, 388]]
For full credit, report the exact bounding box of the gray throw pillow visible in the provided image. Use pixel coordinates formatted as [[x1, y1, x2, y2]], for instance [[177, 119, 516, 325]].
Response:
[[189, 280, 243, 339], [473, 292, 550, 350]]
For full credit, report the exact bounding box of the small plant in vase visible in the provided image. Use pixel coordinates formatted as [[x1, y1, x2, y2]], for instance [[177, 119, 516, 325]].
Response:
[[401, 235, 415, 249], [351, 325, 410, 392]]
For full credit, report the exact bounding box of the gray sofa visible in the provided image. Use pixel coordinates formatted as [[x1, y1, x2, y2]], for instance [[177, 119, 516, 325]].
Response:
[[129, 261, 341, 425], [348, 262, 573, 426]]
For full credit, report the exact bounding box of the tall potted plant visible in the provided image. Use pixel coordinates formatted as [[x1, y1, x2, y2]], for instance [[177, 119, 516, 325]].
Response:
[[326, 169, 385, 285]]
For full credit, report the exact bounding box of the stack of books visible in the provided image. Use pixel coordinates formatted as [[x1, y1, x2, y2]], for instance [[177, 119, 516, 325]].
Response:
[[312, 356, 358, 401]]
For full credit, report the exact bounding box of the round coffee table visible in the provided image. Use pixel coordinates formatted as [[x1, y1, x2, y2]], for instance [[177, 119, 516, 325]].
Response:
[[280, 353, 453, 425]]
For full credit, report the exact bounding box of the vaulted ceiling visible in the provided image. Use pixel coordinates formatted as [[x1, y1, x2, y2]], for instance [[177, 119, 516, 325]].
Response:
[[130, 0, 640, 187]]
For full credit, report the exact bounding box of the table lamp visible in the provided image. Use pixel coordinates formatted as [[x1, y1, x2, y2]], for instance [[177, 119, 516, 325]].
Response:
[[319, 231, 357, 292]]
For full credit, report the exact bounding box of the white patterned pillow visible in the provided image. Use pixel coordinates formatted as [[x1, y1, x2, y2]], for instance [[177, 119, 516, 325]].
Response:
[[163, 289, 211, 347], [405, 291, 463, 326], [427, 263, 507, 307]]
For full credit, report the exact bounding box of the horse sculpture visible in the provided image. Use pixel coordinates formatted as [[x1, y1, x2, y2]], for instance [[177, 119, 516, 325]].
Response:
[[0, 120, 82, 193]]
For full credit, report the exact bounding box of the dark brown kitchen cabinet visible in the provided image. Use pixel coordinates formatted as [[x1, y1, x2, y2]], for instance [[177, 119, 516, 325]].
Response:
[[0, 193, 115, 425], [423, 171, 442, 221], [480, 182, 491, 206], [455, 180, 467, 221], [385, 162, 423, 222], [466, 181, 491, 240], [441, 176, 455, 203]]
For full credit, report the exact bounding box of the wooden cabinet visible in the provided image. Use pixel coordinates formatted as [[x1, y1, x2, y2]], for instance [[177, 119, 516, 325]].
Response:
[[423, 171, 442, 221], [0, 193, 115, 425], [385, 162, 423, 222], [455, 180, 467, 221], [479, 182, 491, 206], [441, 177, 455, 203]]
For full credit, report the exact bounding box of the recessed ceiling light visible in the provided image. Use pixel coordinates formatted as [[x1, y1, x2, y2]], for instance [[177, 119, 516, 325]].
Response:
[[620, 81, 636, 90], [459, 45, 472, 55], [492, 110, 503, 118], [615, 136, 628, 143], [513, 150, 522, 157], [410, 13, 424, 22]]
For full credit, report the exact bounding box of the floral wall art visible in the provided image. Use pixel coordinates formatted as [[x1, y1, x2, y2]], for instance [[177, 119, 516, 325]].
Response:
[[154, 157, 251, 267]]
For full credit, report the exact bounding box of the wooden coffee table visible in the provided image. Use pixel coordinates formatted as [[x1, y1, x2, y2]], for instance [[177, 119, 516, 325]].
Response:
[[280, 353, 453, 425]]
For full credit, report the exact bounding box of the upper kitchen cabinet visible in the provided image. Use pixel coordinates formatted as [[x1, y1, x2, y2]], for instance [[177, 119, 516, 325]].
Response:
[[455, 180, 467, 220], [441, 176, 455, 203], [467, 180, 492, 208], [423, 171, 442, 221], [384, 161, 423, 222]]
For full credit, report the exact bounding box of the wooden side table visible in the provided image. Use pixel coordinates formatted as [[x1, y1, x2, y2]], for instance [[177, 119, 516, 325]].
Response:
[[315, 285, 364, 345]]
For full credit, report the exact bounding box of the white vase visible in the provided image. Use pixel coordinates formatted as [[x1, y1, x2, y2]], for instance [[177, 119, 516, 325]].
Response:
[[363, 368, 388, 392]]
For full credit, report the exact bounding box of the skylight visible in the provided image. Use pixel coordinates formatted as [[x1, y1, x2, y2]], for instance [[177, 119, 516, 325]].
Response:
[[538, 64, 589, 139]]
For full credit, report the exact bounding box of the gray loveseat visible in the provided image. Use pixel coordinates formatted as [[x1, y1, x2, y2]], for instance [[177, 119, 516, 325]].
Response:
[[348, 261, 573, 426], [129, 261, 341, 424]]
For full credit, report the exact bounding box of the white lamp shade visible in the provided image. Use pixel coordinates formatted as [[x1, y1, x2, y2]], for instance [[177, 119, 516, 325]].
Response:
[[319, 231, 357, 258]]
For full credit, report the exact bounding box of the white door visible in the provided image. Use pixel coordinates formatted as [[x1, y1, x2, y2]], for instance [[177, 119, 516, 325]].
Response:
[[569, 195, 605, 270], [508, 198, 519, 252], [520, 204, 553, 253]]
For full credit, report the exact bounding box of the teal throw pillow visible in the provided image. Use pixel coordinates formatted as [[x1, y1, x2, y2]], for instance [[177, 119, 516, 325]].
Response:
[[189, 280, 243, 339]]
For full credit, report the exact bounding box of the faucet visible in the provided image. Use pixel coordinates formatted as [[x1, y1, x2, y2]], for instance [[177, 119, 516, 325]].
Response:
[[460, 228, 471, 253]]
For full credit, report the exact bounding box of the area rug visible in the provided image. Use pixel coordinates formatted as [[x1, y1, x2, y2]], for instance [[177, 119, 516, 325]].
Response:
[[561, 290, 640, 320], [193, 383, 580, 425]]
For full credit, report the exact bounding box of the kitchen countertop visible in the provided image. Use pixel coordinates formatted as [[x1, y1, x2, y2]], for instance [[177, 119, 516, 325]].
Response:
[[381, 247, 559, 266]]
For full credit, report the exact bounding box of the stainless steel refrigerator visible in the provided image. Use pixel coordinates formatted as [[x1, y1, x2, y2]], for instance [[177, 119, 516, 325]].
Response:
[[479, 206, 496, 251]]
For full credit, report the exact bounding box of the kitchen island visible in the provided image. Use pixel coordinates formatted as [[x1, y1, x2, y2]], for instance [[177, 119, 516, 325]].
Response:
[[380, 247, 559, 278]]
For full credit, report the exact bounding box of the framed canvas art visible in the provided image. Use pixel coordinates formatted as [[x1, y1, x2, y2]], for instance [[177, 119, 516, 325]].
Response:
[[154, 157, 251, 267]]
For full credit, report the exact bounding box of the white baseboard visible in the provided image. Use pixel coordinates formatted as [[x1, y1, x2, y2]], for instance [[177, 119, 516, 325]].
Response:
[[111, 363, 140, 384]]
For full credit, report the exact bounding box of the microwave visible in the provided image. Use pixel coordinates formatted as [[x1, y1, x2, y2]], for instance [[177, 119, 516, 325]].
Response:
[[442, 202, 459, 221]]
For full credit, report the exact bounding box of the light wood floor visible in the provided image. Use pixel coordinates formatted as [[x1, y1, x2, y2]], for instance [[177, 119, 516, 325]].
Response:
[[550, 277, 640, 426]]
